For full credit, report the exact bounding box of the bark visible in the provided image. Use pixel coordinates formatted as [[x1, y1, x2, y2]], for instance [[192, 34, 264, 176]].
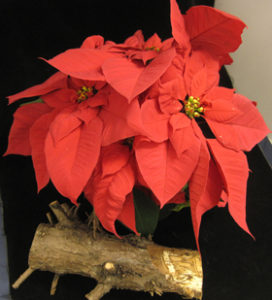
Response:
[[12, 201, 202, 300]]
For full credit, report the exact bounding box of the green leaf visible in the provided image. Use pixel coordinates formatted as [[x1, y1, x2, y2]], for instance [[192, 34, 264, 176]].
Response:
[[159, 201, 190, 221], [133, 187, 160, 236], [20, 98, 43, 107], [171, 201, 190, 212], [182, 183, 188, 191]]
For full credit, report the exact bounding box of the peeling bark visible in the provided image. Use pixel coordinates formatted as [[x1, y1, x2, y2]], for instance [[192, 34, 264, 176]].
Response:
[[13, 201, 202, 299]]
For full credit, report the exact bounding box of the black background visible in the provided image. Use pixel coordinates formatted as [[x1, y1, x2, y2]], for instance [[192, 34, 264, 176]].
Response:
[[1, 0, 272, 299]]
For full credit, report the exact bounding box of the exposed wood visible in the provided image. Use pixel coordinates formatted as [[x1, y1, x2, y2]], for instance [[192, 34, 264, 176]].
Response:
[[12, 267, 36, 289], [13, 201, 203, 299], [85, 283, 112, 300], [50, 274, 60, 295], [46, 212, 54, 225]]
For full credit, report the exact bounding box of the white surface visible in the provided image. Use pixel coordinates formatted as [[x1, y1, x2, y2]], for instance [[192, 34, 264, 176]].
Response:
[[0, 200, 9, 299], [215, 0, 272, 140]]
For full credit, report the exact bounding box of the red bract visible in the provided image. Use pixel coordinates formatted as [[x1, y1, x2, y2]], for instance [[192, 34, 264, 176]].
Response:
[[205, 93, 271, 151], [170, 0, 247, 64], [102, 47, 176, 102], [83, 137, 190, 235], [5, 74, 111, 202], [188, 132, 211, 248], [130, 47, 269, 243], [44, 49, 113, 82], [5, 103, 52, 155], [84, 143, 137, 236], [45, 112, 103, 201], [99, 88, 141, 146], [134, 135, 200, 206], [145, 49, 270, 152], [4, 0, 270, 249], [188, 120, 252, 249], [29, 110, 60, 192], [109, 29, 174, 65], [8, 72, 67, 104], [184, 60, 268, 245], [207, 139, 252, 237], [42, 31, 177, 103], [188, 123, 252, 250], [182, 52, 270, 152]]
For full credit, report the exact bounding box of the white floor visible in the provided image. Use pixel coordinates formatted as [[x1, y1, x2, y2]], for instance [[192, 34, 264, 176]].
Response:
[[0, 199, 9, 299]]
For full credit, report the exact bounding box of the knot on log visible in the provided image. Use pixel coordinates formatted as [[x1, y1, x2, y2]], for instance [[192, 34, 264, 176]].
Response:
[[104, 262, 115, 272], [101, 261, 142, 280]]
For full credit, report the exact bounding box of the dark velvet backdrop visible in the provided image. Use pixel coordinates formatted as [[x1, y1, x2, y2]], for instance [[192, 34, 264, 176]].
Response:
[[1, 0, 272, 299]]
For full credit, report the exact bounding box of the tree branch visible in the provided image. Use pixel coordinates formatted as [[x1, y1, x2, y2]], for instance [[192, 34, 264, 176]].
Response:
[[85, 283, 112, 300], [12, 201, 203, 300]]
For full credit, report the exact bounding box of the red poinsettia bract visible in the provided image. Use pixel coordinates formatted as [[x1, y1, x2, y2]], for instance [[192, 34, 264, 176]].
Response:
[[84, 143, 137, 236], [170, 0, 247, 65], [129, 46, 269, 245], [4, 0, 271, 247], [6, 74, 110, 202]]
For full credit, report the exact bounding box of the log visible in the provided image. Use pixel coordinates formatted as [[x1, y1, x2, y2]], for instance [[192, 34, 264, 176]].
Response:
[[12, 201, 202, 299]]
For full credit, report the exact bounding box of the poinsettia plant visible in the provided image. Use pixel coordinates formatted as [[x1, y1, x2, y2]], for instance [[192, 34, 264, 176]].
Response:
[[5, 0, 270, 250]]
